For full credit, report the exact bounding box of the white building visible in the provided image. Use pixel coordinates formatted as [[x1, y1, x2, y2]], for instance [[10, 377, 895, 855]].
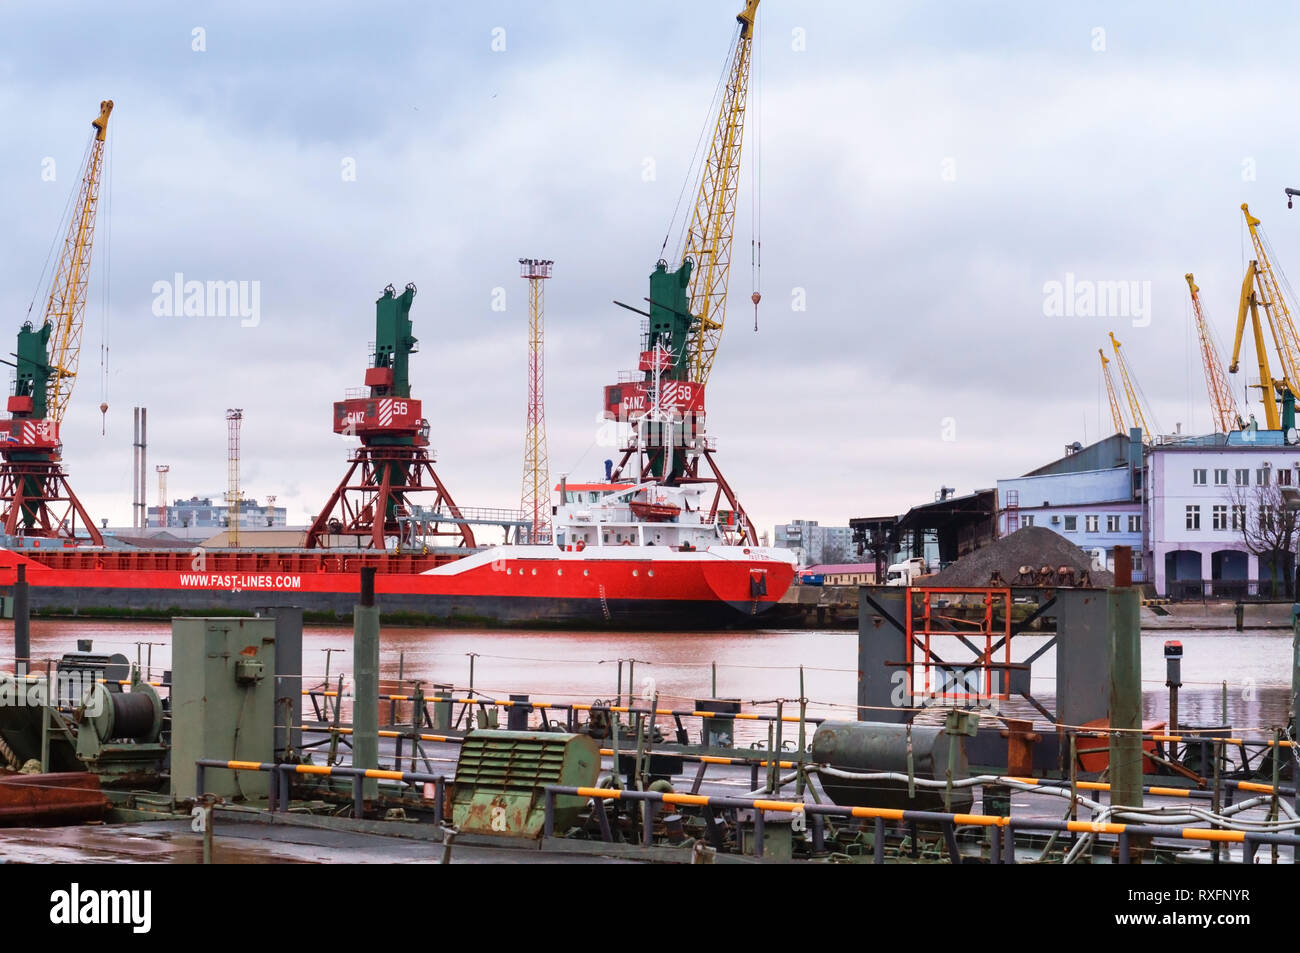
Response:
[[1147, 432, 1300, 598]]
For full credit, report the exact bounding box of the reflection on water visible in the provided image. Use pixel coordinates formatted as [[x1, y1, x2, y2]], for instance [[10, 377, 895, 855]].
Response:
[[6, 620, 1296, 742]]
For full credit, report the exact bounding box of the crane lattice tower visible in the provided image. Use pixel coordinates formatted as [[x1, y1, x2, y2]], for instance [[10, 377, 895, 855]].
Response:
[[519, 258, 553, 544], [155, 464, 169, 528], [226, 409, 242, 547]]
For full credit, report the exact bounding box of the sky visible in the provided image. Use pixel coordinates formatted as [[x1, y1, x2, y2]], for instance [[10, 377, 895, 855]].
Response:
[[3, 0, 1300, 541]]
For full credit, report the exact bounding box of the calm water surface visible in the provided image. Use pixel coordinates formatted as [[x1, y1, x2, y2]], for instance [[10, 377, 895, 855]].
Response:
[[6, 620, 1295, 742]]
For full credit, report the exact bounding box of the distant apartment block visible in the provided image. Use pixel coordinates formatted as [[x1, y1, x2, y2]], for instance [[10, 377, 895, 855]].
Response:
[[774, 520, 854, 565], [149, 495, 287, 529]]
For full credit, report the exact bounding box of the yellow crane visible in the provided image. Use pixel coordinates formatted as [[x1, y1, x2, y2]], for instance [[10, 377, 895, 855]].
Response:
[[1099, 348, 1128, 436], [46, 100, 113, 425], [1185, 273, 1242, 434], [1230, 204, 1300, 432], [1109, 331, 1155, 439], [680, 0, 760, 387], [1231, 260, 1280, 430]]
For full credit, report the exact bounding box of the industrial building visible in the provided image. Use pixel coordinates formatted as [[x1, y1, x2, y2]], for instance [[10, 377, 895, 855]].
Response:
[[994, 427, 1300, 597], [800, 562, 878, 585], [996, 430, 1145, 580], [849, 489, 998, 575]]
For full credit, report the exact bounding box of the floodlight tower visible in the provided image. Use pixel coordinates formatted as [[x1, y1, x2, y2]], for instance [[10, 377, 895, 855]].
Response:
[[519, 258, 553, 544], [155, 464, 169, 528], [226, 409, 242, 546]]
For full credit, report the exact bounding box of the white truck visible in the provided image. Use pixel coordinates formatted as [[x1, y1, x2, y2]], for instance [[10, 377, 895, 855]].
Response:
[[885, 557, 929, 586]]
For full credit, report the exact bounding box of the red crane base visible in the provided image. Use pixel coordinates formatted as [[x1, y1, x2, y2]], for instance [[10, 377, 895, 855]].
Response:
[[0, 459, 103, 546], [306, 444, 476, 550]]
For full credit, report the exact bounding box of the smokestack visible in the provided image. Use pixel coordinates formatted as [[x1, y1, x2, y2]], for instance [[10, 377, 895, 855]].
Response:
[[140, 408, 147, 528], [132, 407, 140, 528]]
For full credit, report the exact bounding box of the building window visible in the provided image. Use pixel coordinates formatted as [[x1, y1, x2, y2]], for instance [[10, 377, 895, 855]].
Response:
[[1085, 514, 1099, 533], [1232, 504, 1246, 530], [1186, 505, 1200, 530], [1023, 515, 1034, 526], [1280, 469, 1293, 486], [1192, 469, 1207, 486], [1212, 505, 1228, 530], [1214, 468, 1228, 486], [1105, 515, 1119, 532], [1260, 505, 1275, 531], [1133, 552, 1143, 571], [1235, 468, 1250, 486], [1128, 514, 1142, 533], [1258, 468, 1271, 486], [1063, 516, 1077, 532]]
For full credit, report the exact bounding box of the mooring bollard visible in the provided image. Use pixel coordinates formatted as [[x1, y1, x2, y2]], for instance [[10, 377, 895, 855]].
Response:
[[1165, 640, 1182, 738], [199, 795, 215, 864]]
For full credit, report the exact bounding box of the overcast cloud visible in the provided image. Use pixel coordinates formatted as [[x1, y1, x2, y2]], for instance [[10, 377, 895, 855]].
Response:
[[2, 1, 1299, 540]]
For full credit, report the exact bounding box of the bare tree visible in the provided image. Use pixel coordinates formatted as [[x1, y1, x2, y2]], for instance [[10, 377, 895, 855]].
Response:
[[1226, 480, 1298, 597]]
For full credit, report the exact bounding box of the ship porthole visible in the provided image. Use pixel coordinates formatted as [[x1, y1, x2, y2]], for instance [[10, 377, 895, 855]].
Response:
[[557, 569, 563, 576], [507, 568, 512, 574], [584, 569, 589, 576], [632, 569, 639, 577], [648, 569, 654, 577], [531, 568, 537, 575]]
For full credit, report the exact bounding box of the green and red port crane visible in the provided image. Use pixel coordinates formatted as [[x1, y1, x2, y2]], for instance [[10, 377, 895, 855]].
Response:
[[605, 0, 761, 543], [306, 283, 475, 550], [0, 100, 113, 545]]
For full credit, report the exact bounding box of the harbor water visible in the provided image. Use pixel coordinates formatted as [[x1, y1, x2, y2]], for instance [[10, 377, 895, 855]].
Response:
[[6, 620, 1294, 745]]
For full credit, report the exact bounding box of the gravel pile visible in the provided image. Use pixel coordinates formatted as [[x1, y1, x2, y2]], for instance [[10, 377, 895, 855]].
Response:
[[921, 525, 1114, 588]]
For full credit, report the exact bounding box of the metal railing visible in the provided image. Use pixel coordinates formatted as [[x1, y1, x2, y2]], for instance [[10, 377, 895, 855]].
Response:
[[194, 758, 447, 824], [1165, 578, 1294, 601], [542, 784, 1300, 863]]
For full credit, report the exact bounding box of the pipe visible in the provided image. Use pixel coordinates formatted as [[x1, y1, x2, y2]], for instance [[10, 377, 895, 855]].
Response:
[[353, 567, 380, 801], [1108, 585, 1143, 809], [132, 407, 140, 528], [13, 564, 28, 674]]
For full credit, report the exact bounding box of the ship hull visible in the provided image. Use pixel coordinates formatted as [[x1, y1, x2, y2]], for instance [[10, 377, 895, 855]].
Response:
[[0, 544, 796, 630]]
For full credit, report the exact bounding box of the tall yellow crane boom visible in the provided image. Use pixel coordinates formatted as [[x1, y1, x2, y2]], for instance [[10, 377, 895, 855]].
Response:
[[1231, 260, 1280, 430], [1099, 348, 1127, 436], [1109, 331, 1153, 439], [44, 99, 112, 425], [1185, 273, 1242, 434], [1232, 204, 1300, 431], [1241, 204, 1300, 390], [681, 0, 760, 387]]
